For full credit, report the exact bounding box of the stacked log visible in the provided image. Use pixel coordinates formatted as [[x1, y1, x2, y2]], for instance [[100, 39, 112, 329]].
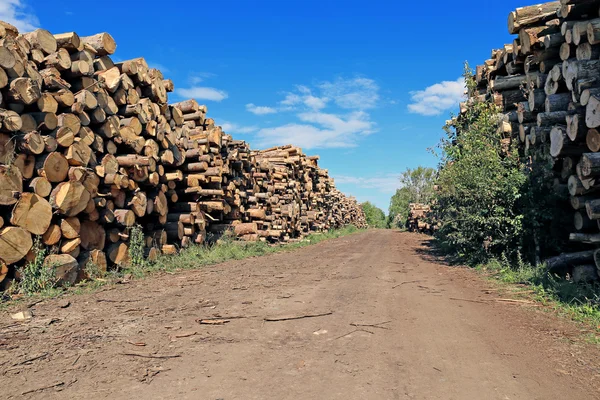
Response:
[[467, 0, 600, 282], [0, 22, 366, 291], [406, 203, 435, 234]]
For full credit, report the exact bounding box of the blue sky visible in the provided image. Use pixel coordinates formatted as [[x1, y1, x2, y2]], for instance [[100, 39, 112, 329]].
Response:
[[13, 0, 526, 211]]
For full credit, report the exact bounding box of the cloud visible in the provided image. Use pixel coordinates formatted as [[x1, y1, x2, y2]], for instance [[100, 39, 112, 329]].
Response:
[[256, 123, 356, 149], [256, 110, 375, 149], [334, 174, 401, 193], [279, 89, 328, 111], [281, 93, 301, 107], [253, 76, 380, 149], [246, 103, 277, 115], [303, 95, 328, 110], [189, 72, 216, 85], [175, 87, 228, 102], [220, 121, 257, 134], [319, 77, 379, 109], [408, 77, 466, 116], [0, 0, 39, 31], [297, 111, 374, 135], [148, 62, 169, 73]]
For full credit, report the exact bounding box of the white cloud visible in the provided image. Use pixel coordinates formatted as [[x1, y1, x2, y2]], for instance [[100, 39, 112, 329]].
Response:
[[256, 110, 375, 149], [252, 76, 380, 149], [334, 174, 401, 193], [256, 123, 356, 149], [148, 62, 169, 73], [281, 93, 301, 106], [297, 111, 374, 135], [303, 95, 328, 110], [408, 77, 466, 116], [189, 73, 216, 85], [0, 0, 39, 32], [220, 122, 257, 134], [319, 77, 379, 109], [175, 87, 228, 102], [246, 103, 277, 115]]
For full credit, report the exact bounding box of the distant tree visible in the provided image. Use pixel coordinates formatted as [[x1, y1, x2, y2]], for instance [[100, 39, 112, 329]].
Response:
[[361, 202, 387, 228], [388, 167, 436, 228]]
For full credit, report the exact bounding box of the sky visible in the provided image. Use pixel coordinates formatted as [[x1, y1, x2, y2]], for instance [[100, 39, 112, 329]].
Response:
[[11, 0, 528, 211]]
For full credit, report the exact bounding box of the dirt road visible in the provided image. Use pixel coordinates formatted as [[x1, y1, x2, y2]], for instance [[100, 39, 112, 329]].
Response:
[[2, 230, 600, 399]]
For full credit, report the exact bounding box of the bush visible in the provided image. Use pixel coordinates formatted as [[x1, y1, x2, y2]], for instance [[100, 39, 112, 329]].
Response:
[[432, 64, 526, 264]]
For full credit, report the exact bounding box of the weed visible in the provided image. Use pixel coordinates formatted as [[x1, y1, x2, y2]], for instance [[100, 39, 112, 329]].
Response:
[[126, 225, 146, 277], [480, 256, 600, 335], [84, 261, 105, 280], [16, 237, 56, 296]]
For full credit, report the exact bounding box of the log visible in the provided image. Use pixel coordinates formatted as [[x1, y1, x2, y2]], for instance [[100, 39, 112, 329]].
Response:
[[569, 232, 600, 243], [114, 209, 136, 227], [581, 153, 600, 177], [44, 254, 78, 286], [61, 217, 81, 239], [585, 95, 600, 128], [54, 32, 81, 51], [575, 211, 595, 231], [29, 177, 51, 198], [0, 165, 22, 205], [10, 193, 52, 235], [508, 3, 561, 34], [23, 29, 57, 55], [586, 197, 600, 220], [9, 77, 41, 105], [49, 181, 91, 216], [546, 250, 594, 274], [81, 33, 117, 56], [107, 242, 129, 265], [42, 224, 62, 246], [36, 151, 69, 182], [0, 226, 33, 265], [550, 126, 585, 157], [234, 222, 258, 236]]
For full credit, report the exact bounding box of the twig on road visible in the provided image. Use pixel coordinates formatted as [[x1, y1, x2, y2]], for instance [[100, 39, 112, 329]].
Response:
[[264, 311, 333, 322], [350, 321, 392, 330], [449, 297, 489, 304], [21, 380, 76, 396], [121, 353, 181, 359], [392, 280, 422, 289], [334, 328, 374, 340]]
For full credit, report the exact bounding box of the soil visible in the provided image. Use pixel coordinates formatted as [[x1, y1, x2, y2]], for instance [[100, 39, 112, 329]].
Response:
[[1, 230, 600, 399]]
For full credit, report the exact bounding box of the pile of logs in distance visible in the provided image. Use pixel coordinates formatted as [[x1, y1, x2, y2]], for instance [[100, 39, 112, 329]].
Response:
[[469, 0, 600, 282], [406, 203, 436, 234], [0, 22, 366, 290]]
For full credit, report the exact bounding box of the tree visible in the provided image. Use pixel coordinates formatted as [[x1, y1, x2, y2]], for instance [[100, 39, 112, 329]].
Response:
[[361, 202, 387, 228], [388, 167, 436, 228]]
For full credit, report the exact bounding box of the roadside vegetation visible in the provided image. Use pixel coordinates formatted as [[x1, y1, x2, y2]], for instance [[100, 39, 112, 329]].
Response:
[[397, 64, 600, 333], [2, 226, 362, 305], [360, 201, 387, 228]]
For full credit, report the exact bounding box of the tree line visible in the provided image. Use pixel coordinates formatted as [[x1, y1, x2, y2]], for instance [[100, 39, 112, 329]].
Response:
[[361, 65, 563, 268]]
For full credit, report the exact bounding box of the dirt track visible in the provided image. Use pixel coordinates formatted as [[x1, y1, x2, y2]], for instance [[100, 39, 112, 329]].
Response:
[[2, 230, 600, 399]]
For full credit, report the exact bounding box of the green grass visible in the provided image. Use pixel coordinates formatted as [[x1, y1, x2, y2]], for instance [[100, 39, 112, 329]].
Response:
[[1, 225, 362, 308], [478, 258, 600, 342]]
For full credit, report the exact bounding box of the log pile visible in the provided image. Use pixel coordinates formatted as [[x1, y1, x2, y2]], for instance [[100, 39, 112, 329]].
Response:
[[406, 203, 435, 234], [466, 0, 600, 282], [0, 22, 365, 290]]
